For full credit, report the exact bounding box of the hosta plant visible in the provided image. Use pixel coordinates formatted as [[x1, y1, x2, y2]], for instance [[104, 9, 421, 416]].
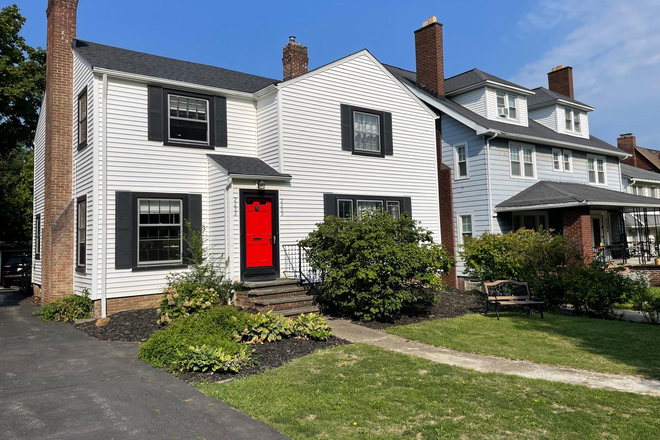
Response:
[[237, 310, 294, 344], [171, 344, 252, 374], [293, 313, 333, 340]]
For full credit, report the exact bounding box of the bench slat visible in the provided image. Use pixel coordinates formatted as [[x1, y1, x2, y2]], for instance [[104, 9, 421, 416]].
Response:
[[490, 300, 544, 305], [487, 295, 529, 300]]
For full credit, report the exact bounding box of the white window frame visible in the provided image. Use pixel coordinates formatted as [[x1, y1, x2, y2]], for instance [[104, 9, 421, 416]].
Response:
[[552, 148, 562, 171], [458, 213, 474, 245], [564, 107, 582, 134], [137, 198, 184, 267], [563, 150, 573, 172], [509, 143, 536, 179], [356, 199, 383, 215], [496, 90, 518, 121], [167, 93, 210, 146], [386, 201, 401, 219], [587, 154, 607, 186], [552, 148, 573, 173], [454, 143, 469, 180], [353, 110, 382, 154], [337, 199, 354, 220]]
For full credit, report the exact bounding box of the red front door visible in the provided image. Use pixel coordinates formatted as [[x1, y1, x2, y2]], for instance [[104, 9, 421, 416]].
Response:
[[245, 197, 273, 268]]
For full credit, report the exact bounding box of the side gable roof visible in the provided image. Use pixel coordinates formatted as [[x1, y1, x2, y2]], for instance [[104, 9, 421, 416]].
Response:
[[528, 87, 594, 111], [621, 163, 660, 181], [72, 40, 279, 93], [635, 146, 660, 171]]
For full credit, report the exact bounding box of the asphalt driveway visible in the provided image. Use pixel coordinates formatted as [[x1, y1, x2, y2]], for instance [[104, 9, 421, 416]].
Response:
[[0, 287, 287, 440]]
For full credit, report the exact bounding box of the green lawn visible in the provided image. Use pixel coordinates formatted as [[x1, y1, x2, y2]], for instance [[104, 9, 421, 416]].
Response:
[[387, 312, 660, 378], [197, 344, 660, 440]]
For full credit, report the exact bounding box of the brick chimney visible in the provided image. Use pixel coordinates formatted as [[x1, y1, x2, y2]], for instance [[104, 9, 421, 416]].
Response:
[[415, 16, 444, 96], [282, 36, 308, 81], [618, 133, 637, 167], [42, 0, 78, 302], [548, 65, 574, 99]]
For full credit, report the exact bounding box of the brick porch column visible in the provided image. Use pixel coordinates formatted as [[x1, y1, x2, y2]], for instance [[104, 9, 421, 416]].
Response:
[[562, 207, 593, 262], [42, 0, 78, 302], [437, 119, 457, 288]]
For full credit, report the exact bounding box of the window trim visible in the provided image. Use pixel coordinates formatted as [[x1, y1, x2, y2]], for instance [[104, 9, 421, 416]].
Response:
[[350, 106, 386, 157], [76, 195, 87, 272], [167, 93, 210, 147], [337, 199, 354, 220], [137, 198, 184, 268], [509, 142, 537, 180], [77, 87, 88, 150], [457, 213, 474, 245], [587, 154, 608, 186], [386, 201, 401, 219], [162, 88, 215, 149], [496, 90, 518, 121], [564, 107, 582, 134], [323, 194, 411, 219], [512, 210, 548, 232], [454, 143, 469, 180], [552, 148, 573, 173], [34, 214, 41, 260]]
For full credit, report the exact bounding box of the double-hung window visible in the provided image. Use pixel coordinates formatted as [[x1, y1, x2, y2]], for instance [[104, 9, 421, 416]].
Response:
[[459, 214, 473, 243], [510, 144, 535, 178], [78, 88, 88, 149], [77, 197, 87, 270], [138, 199, 183, 266], [496, 91, 517, 120], [168, 94, 209, 145], [353, 111, 381, 154], [565, 107, 581, 133], [386, 201, 401, 219], [455, 143, 468, 179], [587, 155, 606, 185], [337, 199, 354, 220], [552, 148, 573, 172]]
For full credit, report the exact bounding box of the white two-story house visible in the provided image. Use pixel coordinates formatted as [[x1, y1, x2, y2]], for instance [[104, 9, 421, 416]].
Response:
[[34, 0, 440, 316], [388, 17, 660, 288]]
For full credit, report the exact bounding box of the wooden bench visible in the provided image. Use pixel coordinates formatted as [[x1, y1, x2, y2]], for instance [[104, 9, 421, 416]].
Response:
[[484, 280, 544, 320]]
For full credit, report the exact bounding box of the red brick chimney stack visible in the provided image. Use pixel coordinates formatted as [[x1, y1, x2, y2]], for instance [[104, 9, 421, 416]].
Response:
[[618, 133, 637, 167], [282, 36, 308, 81], [414, 16, 444, 96], [547, 65, 574, 99], [42, 0, 78, 302]]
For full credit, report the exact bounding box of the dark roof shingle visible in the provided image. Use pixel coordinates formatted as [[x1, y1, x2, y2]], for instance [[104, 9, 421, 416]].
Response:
[[73, 40, 279, 93], [620, 164, 660, 181], [207, 154, 291, 178], [528, 87, 592, 110]]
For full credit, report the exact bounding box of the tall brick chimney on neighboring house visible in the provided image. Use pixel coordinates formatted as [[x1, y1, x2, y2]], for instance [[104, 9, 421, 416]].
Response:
[[415, 16, 444, 96], [618, 133, 637, 167], [547, 65, 574, 99], [282, 36, 308, 81], [42, 0, 78, 303]]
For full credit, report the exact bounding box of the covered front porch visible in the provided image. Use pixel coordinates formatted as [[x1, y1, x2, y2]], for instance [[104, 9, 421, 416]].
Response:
[[495, 181, 660, 265]]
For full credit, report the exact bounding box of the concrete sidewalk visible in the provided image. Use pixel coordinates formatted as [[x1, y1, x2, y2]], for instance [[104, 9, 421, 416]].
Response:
[[329, 318, 660, 397], [0, 287, 287, 440]]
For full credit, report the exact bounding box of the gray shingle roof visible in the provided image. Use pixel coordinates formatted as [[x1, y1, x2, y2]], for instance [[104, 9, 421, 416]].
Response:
[[73, 40, 279, 93], [444, 68, 533, 94], [207, 154, 291, 179], [621, 164, 660, 181], [528, 87, 593, 110], [383, 65, 620, 155], [495, 181, 660, 210]]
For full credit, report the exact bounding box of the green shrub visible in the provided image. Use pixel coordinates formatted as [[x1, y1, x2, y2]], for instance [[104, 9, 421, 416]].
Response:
[[34, 289, 93, 322], [157, 223, 239, 324], [629, 281, 660, 324], [139, 306, 252, 369], [171, 344, 252, 374], [293, 313, 333, 340], [238, 310, 294, 344], [300, 211, 455, 322]]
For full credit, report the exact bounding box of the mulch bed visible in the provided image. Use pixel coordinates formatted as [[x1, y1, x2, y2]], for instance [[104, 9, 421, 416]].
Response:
[[354, 289, 484, 330], [74, 308, 160, 342]]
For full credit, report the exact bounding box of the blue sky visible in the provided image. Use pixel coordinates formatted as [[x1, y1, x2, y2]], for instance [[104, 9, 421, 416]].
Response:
[[15, 0, 660, 147]]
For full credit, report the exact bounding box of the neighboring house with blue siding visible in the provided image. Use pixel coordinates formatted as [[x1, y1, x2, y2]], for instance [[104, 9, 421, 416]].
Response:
[[388, 16, 660, 288]]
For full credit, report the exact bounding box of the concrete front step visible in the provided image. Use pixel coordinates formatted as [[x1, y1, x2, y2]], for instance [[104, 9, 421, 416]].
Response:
[[274, 306, 320, 317], [247, 285, 307, 298], [254, 296, 315, 312], [242, 278, 300, 289], [254, 294, 313, 307]]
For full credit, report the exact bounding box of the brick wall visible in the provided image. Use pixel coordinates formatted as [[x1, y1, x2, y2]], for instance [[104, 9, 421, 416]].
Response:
[[627, 266, 660, 287], [547, 66, 574, 99], [93, 294, 162, 318], [437, 119, 457, 288], [562, 207, 593, 262], [282, 37, 308, 81], [618, 134, 636, 167], [42, 0, 78, 303], [414, 20, 444, 96]]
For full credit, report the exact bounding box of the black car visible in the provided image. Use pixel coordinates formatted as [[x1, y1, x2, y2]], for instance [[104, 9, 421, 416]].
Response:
[[2, 256, 32, 288]]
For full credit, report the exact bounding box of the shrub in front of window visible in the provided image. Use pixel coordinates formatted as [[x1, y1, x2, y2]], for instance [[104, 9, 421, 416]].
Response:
[[300, 211, 455, 322], [157, 223, 239, 324], [34, 289, 93, 322]]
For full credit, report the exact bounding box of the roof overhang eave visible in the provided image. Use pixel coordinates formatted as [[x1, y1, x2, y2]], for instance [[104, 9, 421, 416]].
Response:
[[229, 173, 292, 181], [495, 200, 660, 213], [500, 132, 629, 158]]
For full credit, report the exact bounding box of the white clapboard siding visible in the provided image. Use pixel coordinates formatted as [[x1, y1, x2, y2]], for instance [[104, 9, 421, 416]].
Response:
[[451, 87, 487, 118], [256, 92, 279, 170], [103, 78, 258, 298], [73, 53, 95, 295], [32, 97, 46, 285], [529, 105, 558, 131], [207, 159, 229, 264]]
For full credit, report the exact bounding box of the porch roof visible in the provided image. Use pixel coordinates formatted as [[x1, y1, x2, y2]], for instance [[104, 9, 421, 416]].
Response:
[[495, 181, 660, 212], [207, 154, 291, 180]]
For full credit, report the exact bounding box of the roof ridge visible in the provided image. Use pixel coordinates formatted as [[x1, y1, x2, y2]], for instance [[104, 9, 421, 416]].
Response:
[[443, 68, 479, 81]]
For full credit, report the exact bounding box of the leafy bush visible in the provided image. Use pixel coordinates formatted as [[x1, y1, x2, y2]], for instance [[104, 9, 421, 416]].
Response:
[[293, 313, 333, 340], [139, 306, 252, 369], [238, 310, 294, 344], [564, 262, 642, 318], [300, 211, 455, 322], [34, 289, 93, 322], [171, 344, 252, 374], [157, 223, 239, 324], [629, 282, 660, 324]]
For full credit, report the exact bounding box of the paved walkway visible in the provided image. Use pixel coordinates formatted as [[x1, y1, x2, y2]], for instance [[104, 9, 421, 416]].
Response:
[[0, 287, 287, 440], [329, 319, 660, 397]]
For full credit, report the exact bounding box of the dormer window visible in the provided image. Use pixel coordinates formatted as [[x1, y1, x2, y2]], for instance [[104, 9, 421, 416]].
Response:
[[496, 91, 517, 119], [565, 107, 581, 133]]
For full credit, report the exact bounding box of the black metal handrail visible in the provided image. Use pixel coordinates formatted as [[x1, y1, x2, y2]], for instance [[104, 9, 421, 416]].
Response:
[[282, 243, 319, 286]]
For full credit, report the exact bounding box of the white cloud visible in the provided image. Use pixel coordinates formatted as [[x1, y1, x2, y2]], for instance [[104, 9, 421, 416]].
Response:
[[513, 0, 660, 146]]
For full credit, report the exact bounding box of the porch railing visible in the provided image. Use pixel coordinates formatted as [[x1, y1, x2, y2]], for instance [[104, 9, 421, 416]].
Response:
[[282, 244, 320, 285]]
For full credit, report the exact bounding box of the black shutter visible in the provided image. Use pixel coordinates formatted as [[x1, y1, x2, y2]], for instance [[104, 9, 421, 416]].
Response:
[[187, 194, 202, 232], [402, 197, 412, 217], [323, 194, 336, 217], [340, 104, 353, 151], [115, 192, 133, 269], [383, 111, 393, 156], [214, 96, 228, 148], [147, 86, 164, 142]]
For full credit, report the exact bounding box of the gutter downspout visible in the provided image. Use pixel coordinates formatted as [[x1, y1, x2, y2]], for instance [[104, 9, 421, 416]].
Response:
[[485, 132, 498, 233], [101, 73, 108, 317]]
